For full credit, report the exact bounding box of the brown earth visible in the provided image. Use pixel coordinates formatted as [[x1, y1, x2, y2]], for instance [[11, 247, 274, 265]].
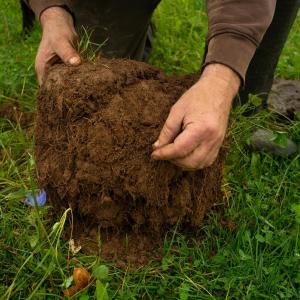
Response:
[[0, 102, 33, 127], [35, 58, 225, 265]]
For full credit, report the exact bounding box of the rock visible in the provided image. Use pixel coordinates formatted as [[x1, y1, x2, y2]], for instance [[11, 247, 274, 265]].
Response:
[[250, 129, 297, 157], [268, 79, 300, 118]]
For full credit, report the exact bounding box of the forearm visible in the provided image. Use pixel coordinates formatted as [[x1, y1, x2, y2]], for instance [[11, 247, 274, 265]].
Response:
[[24, 0, 73, 19], [201, 63, 240, 100], [204, 0, 277, 83], [40, 6, 74, 29]]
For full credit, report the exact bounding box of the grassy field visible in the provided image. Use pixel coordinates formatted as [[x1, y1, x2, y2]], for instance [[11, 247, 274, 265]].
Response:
[[0, 0, 299, 299]]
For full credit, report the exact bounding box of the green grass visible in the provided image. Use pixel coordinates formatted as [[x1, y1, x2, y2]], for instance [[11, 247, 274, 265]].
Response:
[[0, 0, 300, 299]]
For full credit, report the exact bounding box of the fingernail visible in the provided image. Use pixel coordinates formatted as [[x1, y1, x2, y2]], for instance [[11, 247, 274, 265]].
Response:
[[153, 140, 160, 149], [69, 57, 80, 65]]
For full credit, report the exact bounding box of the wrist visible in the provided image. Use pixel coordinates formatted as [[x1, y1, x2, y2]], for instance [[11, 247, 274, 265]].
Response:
[[200, 63, 240, 97], [40, 6, 73, 29]]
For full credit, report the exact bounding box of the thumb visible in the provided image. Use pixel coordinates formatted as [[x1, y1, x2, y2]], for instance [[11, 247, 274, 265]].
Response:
[[153, 107, 183, 149], [56, 40, 81, 66]]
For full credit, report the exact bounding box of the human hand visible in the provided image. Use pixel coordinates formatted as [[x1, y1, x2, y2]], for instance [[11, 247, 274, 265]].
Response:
[[35, 6, 81, 84], [151, 63, 240, 170]]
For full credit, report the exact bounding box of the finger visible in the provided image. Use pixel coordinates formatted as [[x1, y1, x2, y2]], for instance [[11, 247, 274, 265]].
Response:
[[152, 125, 202, 160], [153, 106, 182, 149], [55, 39, 81, 66], [172, 142, 218, 170], [35, 59, 45, 85], [35, 39, 81, 85], [35, 51, 56, 85], [35, 52, 59, 85]]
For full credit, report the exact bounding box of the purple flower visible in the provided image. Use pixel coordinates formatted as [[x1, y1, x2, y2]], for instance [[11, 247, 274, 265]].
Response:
[[25, 189, 47, 206]]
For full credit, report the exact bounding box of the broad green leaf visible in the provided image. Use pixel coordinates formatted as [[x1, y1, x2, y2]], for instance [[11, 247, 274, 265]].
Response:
[[255, 234, 265, 243], [93, 265, 109, 281], [179, 283, 190, 300], [96, 280, 109, 300]]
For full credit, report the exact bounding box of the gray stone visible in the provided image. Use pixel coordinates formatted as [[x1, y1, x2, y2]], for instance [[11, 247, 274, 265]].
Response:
[[250, 129, 298, 157], [268, 79, 300, 117]]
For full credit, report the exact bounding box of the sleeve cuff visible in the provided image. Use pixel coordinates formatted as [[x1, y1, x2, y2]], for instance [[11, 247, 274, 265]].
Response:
[[28, 0, 72, 19], [203, 33, 257, 85]]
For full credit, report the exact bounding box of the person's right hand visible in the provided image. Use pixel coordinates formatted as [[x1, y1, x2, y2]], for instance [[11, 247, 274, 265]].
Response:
[[36, 6, 81, 84]]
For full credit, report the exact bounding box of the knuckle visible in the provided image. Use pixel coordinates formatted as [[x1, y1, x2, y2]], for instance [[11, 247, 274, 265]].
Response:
[[205, 122, 218, 136], [191, 128, 204, 142], [163, 120, 174, 135]]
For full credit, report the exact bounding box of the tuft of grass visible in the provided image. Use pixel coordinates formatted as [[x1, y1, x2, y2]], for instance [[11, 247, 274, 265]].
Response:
[[76, 27, 108, 61], [0, 0, 299, 298]]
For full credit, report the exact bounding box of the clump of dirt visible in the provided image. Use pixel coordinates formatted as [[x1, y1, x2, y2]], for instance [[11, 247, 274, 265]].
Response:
[[0, 102, 33, 127], [35, 58, 225, 264]]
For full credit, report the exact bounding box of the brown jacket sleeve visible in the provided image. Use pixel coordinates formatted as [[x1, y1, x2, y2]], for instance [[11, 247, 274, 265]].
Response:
[[25, 0, 72, 19], [204, 0, 276, 83]]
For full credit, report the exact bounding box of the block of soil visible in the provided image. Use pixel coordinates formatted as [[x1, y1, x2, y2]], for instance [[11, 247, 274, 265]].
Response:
[[35, 58, 224, 263]]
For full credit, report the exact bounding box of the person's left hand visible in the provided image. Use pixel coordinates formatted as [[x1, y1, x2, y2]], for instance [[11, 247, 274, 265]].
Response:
[[151, 63, 240, 170]]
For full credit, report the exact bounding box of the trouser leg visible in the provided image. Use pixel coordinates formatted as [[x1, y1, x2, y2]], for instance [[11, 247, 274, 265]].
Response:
[[239, 0, 300, 105], [73, 0, 161, 61], [142, 22, 156, 62], [20, 0, 35, 34]]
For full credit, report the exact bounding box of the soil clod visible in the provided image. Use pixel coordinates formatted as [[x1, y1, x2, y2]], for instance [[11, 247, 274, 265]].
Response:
[[35, 58, 225, 264]]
